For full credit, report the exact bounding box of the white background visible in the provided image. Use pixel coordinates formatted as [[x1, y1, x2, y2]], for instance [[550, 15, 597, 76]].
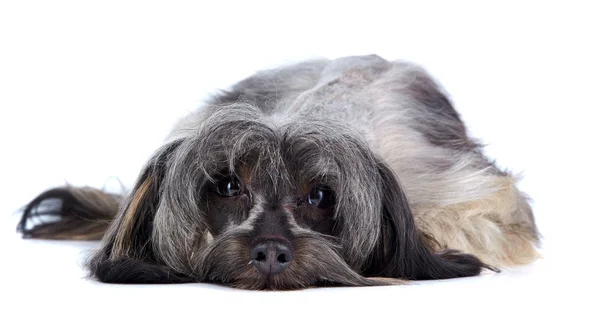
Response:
[[1, 1, 598, 326]]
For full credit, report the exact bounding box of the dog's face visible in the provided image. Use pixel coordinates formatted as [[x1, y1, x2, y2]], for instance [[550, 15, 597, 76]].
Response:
[[87, 104, 488, 289], [191, 113, 384, 290]]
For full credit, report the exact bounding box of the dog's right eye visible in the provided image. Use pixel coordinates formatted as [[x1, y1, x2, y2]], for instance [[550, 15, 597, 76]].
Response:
[[216, 177, 242, 197], [307, 185, 334, 209]]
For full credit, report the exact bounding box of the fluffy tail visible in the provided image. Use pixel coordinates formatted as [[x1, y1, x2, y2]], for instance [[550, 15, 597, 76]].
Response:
[[17, 186, 122, 240]]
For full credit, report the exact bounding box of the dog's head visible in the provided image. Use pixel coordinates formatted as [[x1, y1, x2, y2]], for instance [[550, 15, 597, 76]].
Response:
[[88, 103, 489, 289]]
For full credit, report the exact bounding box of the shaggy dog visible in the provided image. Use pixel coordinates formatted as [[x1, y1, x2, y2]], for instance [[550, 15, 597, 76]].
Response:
[[18, 55, 539, 289]]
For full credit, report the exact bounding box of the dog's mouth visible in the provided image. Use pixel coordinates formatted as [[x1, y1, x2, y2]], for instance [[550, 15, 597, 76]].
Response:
[[198, 230, 400, 290], [222, 272, 395, 291], [225, 271, 404, 290]]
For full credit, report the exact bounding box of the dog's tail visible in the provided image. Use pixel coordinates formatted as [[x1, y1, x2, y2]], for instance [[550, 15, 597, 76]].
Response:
[[17, 186, 122, 240]]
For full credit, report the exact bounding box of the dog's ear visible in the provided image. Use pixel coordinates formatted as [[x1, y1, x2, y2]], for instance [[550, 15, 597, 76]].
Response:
[[363, 162, 497, 280], [87, 140, 194, 284]]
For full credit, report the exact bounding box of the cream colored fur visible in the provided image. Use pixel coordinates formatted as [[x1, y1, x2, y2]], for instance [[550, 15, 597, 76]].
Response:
[[412, 176, 540, 267]]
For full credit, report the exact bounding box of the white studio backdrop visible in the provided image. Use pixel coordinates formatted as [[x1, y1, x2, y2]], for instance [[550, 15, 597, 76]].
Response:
[[0, 1, 598, 326]]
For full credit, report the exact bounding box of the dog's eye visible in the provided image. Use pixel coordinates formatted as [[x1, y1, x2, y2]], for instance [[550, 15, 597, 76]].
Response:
[[216, 177, 242, 197], [307, 185, 334, 208]]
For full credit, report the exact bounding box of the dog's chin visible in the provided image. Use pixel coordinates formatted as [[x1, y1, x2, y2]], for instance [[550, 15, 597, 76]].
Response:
[[223, 271, 361, 291], [222, 268, 311, 291], [197, 229, 394, 290]]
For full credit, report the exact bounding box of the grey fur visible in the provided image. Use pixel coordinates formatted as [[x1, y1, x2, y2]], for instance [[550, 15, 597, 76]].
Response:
[[20, 54, 538, 289]]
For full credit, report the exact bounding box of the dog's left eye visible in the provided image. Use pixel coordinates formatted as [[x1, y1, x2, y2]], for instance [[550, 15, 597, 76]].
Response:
[[307, 185, 334, 208], [216, 177, 242, 197]]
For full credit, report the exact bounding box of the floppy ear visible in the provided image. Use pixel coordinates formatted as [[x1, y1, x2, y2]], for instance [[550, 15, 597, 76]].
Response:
[[87, 140, 195, 284], [363, 162, 497, 280]]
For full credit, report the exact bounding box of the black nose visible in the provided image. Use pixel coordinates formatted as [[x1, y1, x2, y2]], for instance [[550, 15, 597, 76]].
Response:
[[250, 241, 293, 275]]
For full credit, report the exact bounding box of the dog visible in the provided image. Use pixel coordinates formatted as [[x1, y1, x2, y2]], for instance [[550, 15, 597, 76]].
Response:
[[17, 54, 540, 289]]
